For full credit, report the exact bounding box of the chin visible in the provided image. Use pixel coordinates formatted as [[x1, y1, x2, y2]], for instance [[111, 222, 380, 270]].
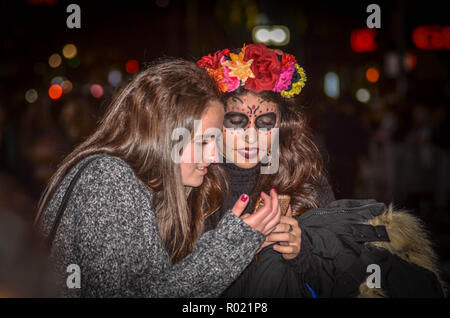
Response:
[[185, 176, 204, 188], [234, 162, 259, 169]]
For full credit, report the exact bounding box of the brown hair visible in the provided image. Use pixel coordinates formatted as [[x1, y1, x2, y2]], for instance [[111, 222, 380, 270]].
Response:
[[225, 88, 324, 216], [35, 58, 226, 263]]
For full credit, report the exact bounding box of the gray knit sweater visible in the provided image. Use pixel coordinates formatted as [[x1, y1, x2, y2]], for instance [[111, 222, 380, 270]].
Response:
[[37, 154, 265, 297]]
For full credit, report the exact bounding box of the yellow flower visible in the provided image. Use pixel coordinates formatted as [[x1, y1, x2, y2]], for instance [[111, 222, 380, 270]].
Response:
[[222, 51, 255, 84], [281, 65, 307, 98]]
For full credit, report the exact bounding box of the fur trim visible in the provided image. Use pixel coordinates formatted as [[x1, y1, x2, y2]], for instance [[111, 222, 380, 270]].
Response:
[[357, 204, 446, 297], [357, 283, 385, 298]]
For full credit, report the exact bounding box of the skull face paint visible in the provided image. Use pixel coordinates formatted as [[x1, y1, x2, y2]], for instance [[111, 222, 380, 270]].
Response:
[[223, 91, 279, 169]]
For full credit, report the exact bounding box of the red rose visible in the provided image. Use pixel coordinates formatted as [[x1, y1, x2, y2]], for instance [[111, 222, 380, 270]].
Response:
[[197, 48, 230, 69], [243, 43, 281, 93]]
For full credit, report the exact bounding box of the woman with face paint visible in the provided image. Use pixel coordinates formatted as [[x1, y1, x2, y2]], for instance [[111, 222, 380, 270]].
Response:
[[197, 44, 335, 297], [34, 58, 281, 297], [197, 44, 445, 298]]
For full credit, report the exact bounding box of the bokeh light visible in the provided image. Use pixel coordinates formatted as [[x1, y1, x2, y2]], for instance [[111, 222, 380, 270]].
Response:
[[366, 67, 380, 83], [405, 52, 417, 70], [48, 53, 62, 68], [356, 88, 371, 103], [48, 84, 63, 100], [25, 89, 38, 103], [61, 80, 73, 94], [108, 70, 122, 87], [125, 60, 139, 73], [50, 76, 65, 86], [324, 72, 340, 99], [90, 84, 104, 98], [62, 44, 78, 59]]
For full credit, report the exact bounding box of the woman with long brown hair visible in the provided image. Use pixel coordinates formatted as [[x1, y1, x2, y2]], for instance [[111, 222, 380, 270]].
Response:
[[35, 58, 281, 297], [197, 44, 445, 298]]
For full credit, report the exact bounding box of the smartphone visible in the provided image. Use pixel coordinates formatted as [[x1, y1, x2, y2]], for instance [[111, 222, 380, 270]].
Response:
[[253, 194, 291, 215]]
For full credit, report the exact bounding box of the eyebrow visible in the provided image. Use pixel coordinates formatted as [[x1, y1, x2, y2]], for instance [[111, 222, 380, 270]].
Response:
[[231, 96, 244, 105]]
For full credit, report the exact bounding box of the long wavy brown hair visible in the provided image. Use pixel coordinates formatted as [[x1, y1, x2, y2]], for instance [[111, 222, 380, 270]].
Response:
[[35, 58, 227, 263], [223, 88, 325, 216]]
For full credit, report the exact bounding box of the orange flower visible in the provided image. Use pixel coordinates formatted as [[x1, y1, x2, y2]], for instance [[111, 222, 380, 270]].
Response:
[[207, 68, 227, 92], [221, 51, 255, 84]]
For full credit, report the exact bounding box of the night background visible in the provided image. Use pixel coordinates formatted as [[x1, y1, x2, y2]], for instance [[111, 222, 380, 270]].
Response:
[[1, 0, 449, 295]]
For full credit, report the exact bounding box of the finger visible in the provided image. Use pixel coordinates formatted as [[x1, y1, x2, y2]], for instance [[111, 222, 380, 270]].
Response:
[[270, 223, 292, 233], [241, 213, 251, 219], [266, 232, 296, 243], [262, 189, 281, 232], [243, 192, 274, 233], [231, 193, 249, 217], [262, 189, 279, 224], [280, 216, 298, 227], [249, 192, 272, 223], [286, 204, 292, 217], [256, 240, 275, 253], [273, 244, 299, 254]]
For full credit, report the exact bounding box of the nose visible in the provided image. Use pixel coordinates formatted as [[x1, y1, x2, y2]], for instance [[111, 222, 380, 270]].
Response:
[[204, 140, 219, 164], [245, 126, 258, 145]]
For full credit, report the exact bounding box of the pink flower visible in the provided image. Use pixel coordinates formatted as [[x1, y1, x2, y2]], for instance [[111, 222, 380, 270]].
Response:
[[272, 62, 295, 92], [221, 57, 240, 92]]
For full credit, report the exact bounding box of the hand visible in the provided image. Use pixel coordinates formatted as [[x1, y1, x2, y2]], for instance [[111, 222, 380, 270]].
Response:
[[266, 205, 302, 260], [231, 189, 281, 236]]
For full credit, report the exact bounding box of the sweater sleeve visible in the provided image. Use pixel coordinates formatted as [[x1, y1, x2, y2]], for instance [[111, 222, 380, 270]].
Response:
[[68, 156, 265, 297]]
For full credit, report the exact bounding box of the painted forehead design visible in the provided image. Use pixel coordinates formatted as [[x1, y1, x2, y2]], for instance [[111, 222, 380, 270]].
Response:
[[227, 95, 277, 115]]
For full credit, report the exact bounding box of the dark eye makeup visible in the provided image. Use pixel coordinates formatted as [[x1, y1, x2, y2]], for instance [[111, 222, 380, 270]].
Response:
[[224, 112, 277, 129]]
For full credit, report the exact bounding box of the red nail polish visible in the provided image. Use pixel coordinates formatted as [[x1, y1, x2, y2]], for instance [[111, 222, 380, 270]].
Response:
[[273, 188, 277, 194], [241, 194, 248, 202]]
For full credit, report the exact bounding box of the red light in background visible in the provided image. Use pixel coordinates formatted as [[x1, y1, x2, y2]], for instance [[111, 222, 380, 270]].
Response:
[[125, 60, 139, 74], [48, 84, 62, 100], [412, 26, 450, 50], [350, 29, 377, 53], [405, 52, 417, 70]]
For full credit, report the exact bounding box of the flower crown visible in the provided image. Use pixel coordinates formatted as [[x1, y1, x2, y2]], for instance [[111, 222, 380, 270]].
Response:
[[197, 43, 306, 98]]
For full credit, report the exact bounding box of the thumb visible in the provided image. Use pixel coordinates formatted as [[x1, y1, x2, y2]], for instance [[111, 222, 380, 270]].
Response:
[[231, 194, 249, 217]]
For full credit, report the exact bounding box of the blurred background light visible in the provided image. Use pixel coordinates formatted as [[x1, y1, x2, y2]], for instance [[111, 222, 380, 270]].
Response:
[[252, 25, 290, 46], [356, 88, 371, 103], [404, 52, 417, 71], [412, 25, 450, 50], [90, 84, 104, 98], [108, 70, 122, 87], [366, 67, 380, 83], [324, 72, 340, 99], [25, 89, 38, 103], [50, 76, 65, 86], [48, 84, 63, 100], [62, 44, 77, 59], [384, 52, 400, 78], [350, 29, 377, 53], [61, 80, 73, 94], [125, 60, 139, 74], [48, 53, 62, 68]]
